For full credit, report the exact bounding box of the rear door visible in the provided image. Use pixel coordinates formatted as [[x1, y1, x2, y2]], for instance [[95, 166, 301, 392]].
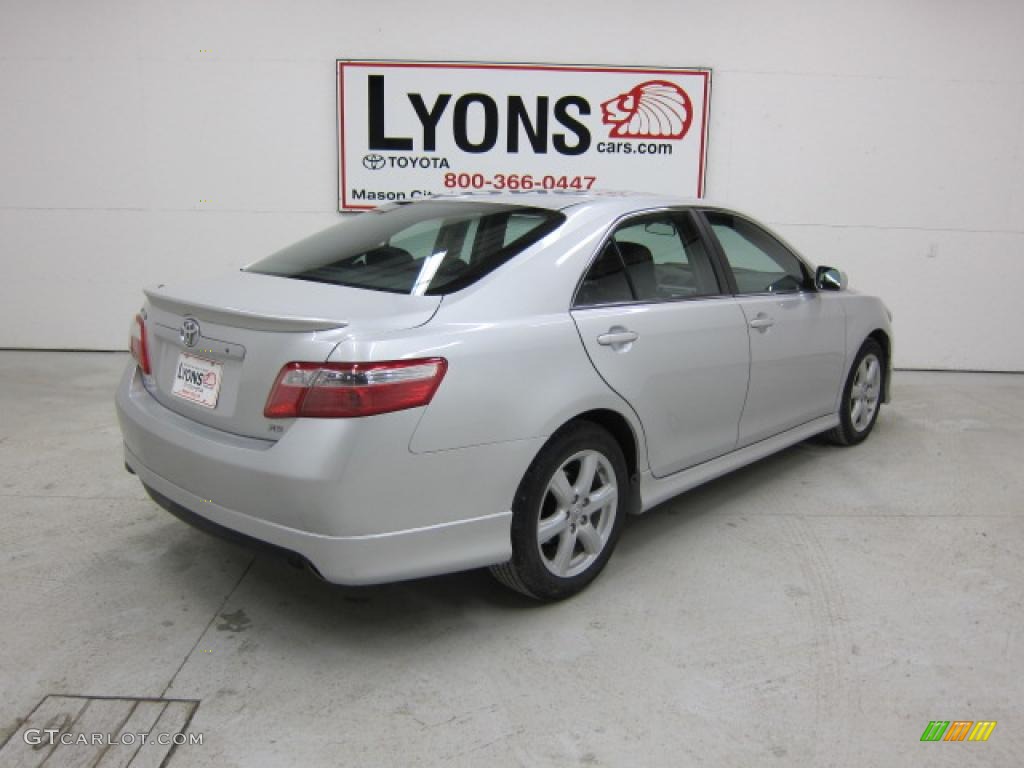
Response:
[[699, 210, 846, 446], [571, 210, 750, 478]]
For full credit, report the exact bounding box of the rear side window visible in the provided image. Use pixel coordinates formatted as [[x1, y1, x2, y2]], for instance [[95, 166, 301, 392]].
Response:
[[704, 211, 810, 294], [575, 241, 634, 306], [247, 201, 564, 295], [611, 214, 720, 300], [575, 211, 720, 307]]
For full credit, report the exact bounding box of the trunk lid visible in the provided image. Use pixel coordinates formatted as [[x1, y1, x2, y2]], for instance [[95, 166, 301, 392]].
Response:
[[141, 271, 441, 440]]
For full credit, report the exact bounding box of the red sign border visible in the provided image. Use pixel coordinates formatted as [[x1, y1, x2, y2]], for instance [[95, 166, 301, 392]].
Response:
[[336, 60, 712, 212]]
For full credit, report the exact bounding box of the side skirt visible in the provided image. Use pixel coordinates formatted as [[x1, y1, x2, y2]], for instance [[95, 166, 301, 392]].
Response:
[[638, 413, 840, 512]]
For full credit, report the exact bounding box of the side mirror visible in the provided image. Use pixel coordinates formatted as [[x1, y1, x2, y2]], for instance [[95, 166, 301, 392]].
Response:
[[815, 265, 847, 291]]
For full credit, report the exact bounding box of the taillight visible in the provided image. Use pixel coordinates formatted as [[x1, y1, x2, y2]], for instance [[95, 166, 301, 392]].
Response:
[[130, 313, 151, 375], [264, 358, 448, 419]]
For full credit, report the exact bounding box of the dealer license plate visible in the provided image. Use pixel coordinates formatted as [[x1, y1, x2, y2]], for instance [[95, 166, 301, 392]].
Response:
[[171, 353, 223, 409]]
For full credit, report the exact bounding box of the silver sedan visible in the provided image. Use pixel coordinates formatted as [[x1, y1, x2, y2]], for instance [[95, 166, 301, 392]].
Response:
[[116, 192, 892, 600]]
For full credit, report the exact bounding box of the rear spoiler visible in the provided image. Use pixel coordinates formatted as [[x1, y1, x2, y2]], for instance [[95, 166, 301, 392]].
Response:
[[144, 289, 347, 333]]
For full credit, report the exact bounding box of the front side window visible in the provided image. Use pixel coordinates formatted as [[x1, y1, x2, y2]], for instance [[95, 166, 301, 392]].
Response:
[[704, 211, 810, 294], [247, 201, 564, 295], [575, 212, 720, 307]]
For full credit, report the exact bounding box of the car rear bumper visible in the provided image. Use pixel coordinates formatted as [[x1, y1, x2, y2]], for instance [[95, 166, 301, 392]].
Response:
[[129, 450, 511, 584], [116, 364, 532, 585]]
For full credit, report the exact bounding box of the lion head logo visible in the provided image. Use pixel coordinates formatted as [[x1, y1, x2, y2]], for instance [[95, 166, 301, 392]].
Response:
[[600, 80, 694, 140]]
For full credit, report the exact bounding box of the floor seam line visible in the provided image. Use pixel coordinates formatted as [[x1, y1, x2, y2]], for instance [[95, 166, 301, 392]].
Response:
[[0, 494, 148, 500], [158, 557, 254, 699]]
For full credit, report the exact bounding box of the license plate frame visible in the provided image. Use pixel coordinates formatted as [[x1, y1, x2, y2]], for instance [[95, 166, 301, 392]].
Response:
[[171, 353, 224, 409]]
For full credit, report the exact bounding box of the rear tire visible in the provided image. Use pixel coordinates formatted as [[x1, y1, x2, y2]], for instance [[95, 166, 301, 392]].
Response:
[[825, 339, 884, 446], [490, 422, 628, 601]]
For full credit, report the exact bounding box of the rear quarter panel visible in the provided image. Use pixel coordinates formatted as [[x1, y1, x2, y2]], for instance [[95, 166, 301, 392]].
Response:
[[329, 314, 648, 466]]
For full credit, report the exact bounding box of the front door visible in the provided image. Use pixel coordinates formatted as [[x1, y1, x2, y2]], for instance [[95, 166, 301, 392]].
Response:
[[701, 210, 846, 446]]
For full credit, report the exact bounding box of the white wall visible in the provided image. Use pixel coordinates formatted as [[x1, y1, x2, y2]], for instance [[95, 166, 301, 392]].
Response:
[[1, 0, 1022, 370]]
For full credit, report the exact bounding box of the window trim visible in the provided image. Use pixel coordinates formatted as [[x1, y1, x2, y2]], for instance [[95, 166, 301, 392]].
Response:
[[694, 208, 818, 297], [571, 207, 728, 310]]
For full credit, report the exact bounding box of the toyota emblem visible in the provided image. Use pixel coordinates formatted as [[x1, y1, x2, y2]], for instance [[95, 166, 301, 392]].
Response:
[[180, 318, 200, 348]]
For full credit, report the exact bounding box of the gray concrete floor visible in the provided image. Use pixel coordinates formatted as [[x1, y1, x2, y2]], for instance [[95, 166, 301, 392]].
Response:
[[0, 351, 1021, 767]]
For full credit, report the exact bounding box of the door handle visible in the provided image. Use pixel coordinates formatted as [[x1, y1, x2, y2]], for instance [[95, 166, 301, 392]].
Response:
[[597, 329, 639, 346], [748, 314, 774, 330]]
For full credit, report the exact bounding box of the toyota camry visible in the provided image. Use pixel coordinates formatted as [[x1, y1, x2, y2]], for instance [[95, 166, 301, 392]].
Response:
[[116, 192, 892, 600]]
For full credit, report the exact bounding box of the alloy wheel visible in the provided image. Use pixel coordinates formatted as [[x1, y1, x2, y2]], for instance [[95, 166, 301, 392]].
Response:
[[536, 449, 618, 578], [850, 353, 881, 432]]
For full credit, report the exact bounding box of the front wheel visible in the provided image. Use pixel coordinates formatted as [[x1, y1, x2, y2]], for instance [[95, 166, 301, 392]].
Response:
[[826, 339, 885, 446], [490, 422, 628, 600]]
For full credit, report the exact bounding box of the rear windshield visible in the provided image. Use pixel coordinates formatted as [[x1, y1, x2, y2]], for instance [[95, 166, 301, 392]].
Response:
[[246, 201, 565, 295]]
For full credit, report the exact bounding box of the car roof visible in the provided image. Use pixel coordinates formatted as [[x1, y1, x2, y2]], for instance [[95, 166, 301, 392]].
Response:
[[429, 190, 727, 214]]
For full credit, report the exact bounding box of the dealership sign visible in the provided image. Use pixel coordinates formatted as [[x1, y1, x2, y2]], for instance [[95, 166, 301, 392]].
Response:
[[336, 61, 711, 211]]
